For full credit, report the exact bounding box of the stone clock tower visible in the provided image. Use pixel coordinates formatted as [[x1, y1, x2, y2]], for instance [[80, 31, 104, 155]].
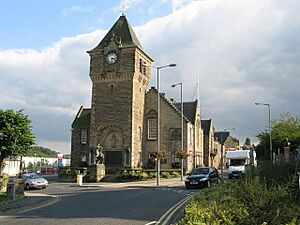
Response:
[[87, 15, 153, 168]]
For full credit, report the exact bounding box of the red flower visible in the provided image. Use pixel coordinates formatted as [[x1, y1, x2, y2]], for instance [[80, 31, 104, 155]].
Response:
[[176, 150, 190, 159], [150, 149, 166, 159]]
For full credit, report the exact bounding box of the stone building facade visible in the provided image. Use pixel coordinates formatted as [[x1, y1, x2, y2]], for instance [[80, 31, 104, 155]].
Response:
[[201, 119, 222, 168], [142, 88, 203, 172], [71, 15, 203, 172]]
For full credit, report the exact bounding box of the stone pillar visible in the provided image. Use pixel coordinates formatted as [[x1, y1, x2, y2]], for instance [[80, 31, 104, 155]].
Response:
[[87, 164, 105, 182]]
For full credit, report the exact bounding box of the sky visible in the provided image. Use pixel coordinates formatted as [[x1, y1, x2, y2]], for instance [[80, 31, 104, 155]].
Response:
[[1, 0, 300, 154]]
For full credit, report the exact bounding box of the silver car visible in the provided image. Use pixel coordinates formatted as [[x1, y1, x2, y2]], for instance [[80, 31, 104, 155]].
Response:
[[22, 173, 48, 190]]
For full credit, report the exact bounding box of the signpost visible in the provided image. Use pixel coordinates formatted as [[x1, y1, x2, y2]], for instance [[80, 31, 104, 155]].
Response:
[[57, 153, 64, 167]]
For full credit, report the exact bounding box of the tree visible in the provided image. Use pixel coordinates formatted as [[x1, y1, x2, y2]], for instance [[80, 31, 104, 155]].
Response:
[[0, 109, 35, 174], [25, 145, 58, 157], [256, 113, 300, 160]]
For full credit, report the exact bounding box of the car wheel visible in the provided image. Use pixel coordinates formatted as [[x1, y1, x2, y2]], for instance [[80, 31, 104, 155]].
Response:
[[207, 180, 211, 188], [25, 184, 30, 190], [42, 187, 46, 189], [185, 184, 190, 189]]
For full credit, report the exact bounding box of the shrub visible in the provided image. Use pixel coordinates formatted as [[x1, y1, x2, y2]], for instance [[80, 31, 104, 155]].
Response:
[[238, 176, 300, 225], [58, 167, 84, 177], [147, 172, 157, 178], [161, 171, 171, 179], [178, 166, 300, 225], [178, 182, 248, 225], [0, 174, 9, 191], [119, 170, 149, 181], [170, 171, 181, 178]]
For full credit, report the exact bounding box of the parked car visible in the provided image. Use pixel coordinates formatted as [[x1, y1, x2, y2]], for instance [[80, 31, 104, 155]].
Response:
[[22, 173, 48, 190], [40, 166, 57, 174], [185, 167, 220, 189]]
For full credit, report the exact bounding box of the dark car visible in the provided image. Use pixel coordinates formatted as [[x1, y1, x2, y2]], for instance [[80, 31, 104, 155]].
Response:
[[185, 167, 220, 189]]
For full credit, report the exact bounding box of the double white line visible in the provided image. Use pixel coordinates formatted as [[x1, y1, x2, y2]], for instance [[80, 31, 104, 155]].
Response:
[[147, 193, 194, 225]]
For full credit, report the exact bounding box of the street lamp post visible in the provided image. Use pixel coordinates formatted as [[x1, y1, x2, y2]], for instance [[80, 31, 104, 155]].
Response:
[[255, 102, 272, 161], [220, 128, 235, 180], [171, 82, 184, 181], [155, 63, 176, 186]]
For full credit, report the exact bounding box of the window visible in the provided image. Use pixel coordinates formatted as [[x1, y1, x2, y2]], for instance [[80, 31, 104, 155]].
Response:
[[139, 59, 142, 73], [190, 127, 193, 144], [139, 58, 146, 75], [80, 153, 87, 162], [148, 118, 157, 140], [138, 126, 142, 141], [110, 84, 114, 93], [124, 150, 130, 165], [160, 157, 168, 164], [169, 128, 181, 140], [81, 129, 87, 144]]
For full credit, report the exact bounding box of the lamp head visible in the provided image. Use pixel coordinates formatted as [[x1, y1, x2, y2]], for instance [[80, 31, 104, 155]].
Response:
[[169, 63, 177, 67], [171, 84, 176, 87]]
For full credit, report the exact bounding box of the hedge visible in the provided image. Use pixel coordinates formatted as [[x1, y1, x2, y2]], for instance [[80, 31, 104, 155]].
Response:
[[178, 162, 300, 225]]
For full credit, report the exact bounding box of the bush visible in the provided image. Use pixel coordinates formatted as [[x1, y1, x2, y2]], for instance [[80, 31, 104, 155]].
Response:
[[178, 162, 300, 225], [0, 174, 9, 191], [119, 170, 149, 181], [238, 176, 300, 225], [58, 167, 85, 177], [161, 171, 171, 179], [170, 171, 181, 178], [178, 181, 248, 225], [147, 172, 156, 179]]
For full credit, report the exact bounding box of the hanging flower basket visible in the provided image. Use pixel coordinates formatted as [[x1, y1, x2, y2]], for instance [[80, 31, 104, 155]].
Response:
[[150, 149, 166, 159], [176, 150, 190, 159]]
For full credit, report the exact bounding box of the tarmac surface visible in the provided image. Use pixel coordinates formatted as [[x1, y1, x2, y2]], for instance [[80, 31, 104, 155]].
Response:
[[0, 170, 228, 215], [0, 178, 187, 215]]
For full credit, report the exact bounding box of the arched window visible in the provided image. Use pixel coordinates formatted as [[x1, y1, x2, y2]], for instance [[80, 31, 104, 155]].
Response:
[[147, 110, 157, 140]]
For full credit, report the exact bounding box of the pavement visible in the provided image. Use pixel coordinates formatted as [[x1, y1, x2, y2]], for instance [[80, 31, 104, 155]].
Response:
[[0, 192, 55, 215], [76, 177, 186, 188], [0, 178, 186, 215]]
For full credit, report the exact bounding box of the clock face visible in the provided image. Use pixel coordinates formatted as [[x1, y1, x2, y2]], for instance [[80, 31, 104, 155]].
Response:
[[106, 52, 118, 64]]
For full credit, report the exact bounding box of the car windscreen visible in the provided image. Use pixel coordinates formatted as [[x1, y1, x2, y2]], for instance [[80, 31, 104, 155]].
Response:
[[230, 159, 246, 166], [192, 168, 209, 175], [29, 174, 41, 179]]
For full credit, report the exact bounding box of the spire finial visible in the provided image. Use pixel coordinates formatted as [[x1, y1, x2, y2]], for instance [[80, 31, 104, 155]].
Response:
[[119, 1, 126, 16]]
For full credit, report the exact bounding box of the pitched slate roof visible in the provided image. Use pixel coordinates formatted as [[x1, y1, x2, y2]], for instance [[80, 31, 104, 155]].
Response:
[[173, 101, 198, 124], [90, 15, 143, 51], [214, 131, 230, 145], [71, 106, 91, 129], [146, 87, 191, 123], [201, 119, 212, 135]]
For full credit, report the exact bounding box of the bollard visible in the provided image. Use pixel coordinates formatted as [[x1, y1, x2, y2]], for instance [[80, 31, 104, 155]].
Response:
[[77, 174, 83, 186], [6, 179, 16, 200], [298, 172, 300, 190]]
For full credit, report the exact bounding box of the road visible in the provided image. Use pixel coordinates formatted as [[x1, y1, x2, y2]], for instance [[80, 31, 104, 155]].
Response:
[[0, 181, 199, 225]]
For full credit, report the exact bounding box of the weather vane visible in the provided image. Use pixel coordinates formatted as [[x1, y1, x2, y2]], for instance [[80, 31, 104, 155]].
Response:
[[119, 1, 126, 16]]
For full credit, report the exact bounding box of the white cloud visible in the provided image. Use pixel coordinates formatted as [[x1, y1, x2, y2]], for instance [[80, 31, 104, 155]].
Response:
[[61, 5, 94, 17], [171, 0, 192, 12], [1, 0, 300, 151], [119, 0, 143, 11]]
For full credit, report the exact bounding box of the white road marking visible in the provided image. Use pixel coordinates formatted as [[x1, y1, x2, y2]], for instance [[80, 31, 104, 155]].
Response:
[[145, 221, 157, 225]]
